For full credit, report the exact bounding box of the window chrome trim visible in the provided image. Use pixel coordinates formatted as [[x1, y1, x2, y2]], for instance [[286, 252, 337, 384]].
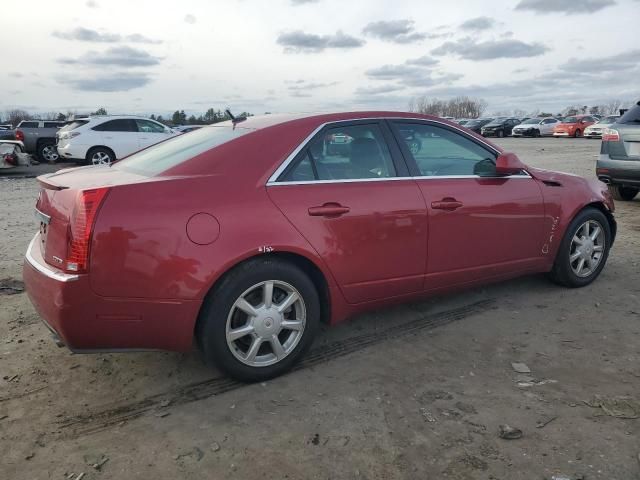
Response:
[[271, 172, 532, 186], [25, 233, 79, 283], [266, 116, 504, 186]]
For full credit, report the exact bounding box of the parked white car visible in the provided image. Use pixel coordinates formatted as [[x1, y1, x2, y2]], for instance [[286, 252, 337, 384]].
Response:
[[512, 117, 560, 137], [56, 116, 178, 165], [584, 115, 620, 139]]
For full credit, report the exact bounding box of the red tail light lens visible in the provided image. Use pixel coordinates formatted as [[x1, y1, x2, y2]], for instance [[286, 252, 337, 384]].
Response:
[[65, 188, 110, 273], [602, 128, 620, 142], [15, 130, 24, 142]]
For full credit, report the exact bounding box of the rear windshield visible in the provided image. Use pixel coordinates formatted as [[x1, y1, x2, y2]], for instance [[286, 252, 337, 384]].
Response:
[[114, 125, 253, 175], [58, 120, 89, 133], [521, 118, 541, 124], [618, 104, 640, 124]]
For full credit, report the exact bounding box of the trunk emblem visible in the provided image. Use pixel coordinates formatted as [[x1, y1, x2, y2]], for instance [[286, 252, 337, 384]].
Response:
[[52, 256, 63, 264]]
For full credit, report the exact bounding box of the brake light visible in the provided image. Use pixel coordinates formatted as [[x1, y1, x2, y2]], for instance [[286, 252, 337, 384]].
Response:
[[3, 154, 17, 166], [15, 130, 24, 142], [602, 128, 620, 142], [65, 188, 110, 273]]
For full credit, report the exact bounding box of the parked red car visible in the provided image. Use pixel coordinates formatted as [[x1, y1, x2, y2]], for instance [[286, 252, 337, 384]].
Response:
[[553, 114, 597, 138], [23, 112, 616, 381]]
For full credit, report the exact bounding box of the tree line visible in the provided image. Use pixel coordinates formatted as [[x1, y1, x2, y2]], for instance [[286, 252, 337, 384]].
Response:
[[0, 107, 253, 127]]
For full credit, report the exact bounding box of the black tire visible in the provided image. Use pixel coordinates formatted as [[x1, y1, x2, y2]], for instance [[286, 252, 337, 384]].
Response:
[[608, 185, 639, 201], [86, 147, 115, 165], [497, 130, 504, 138], [37, 141, 59, 163], [533, 129, 541, 138], [197, 258, 320, 382], [574, 129, 582, 138], [548, 207, 611, 288]]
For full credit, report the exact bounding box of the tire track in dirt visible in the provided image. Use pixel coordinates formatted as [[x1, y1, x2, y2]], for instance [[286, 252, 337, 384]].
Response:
[[57, 298, 496, 437]]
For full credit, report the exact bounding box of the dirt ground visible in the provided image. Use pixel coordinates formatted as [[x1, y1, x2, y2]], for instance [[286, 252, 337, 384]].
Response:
[[1, 138, 639, 480]]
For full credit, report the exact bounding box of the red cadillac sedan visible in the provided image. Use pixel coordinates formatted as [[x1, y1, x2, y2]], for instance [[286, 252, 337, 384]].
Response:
[[23, 112, 616, 381]]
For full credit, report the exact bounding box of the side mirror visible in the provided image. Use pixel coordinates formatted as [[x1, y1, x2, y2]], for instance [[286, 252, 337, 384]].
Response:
[[495, 152, 527, 176]]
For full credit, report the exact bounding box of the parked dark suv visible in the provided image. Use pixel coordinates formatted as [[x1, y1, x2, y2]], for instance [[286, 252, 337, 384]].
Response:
[[596, 101, 640, 201]]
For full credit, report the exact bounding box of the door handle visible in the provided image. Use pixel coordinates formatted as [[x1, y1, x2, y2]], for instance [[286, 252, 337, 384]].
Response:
[[308, 203, 350, 217], [431, 197, 463, 211]]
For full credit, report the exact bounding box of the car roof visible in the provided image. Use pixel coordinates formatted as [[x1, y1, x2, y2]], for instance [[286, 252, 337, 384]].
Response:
[[211, 111, 454, 131]]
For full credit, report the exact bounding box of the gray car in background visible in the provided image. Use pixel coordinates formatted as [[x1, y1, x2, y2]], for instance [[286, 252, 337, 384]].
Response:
[[597, 101, 640, 201], [15, 120, 66, 162]]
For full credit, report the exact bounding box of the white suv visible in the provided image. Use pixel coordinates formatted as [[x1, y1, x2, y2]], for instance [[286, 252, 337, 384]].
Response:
[[56, 116, 178, 165]]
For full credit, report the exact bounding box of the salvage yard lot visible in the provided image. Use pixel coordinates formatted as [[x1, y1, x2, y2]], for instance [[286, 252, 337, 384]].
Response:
[[1, 137, 639, 479]]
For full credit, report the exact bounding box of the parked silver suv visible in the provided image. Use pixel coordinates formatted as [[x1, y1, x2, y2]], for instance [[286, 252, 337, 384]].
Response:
[[596, 101, 640, 201]]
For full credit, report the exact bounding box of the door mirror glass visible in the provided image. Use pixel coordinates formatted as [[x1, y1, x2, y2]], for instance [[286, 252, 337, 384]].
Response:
[[495, 152, 527, 176]]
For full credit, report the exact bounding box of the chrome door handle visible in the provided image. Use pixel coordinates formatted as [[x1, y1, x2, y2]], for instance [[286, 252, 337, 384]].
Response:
[[431, 198, 463, 211], [308, 203, 350, 217]]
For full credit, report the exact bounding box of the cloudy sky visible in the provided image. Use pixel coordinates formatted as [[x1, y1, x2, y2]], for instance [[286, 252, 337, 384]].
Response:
[[2, 0, 639, 117]]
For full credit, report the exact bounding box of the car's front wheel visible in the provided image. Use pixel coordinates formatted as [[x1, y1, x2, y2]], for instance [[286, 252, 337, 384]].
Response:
[[608, 185, 639, 201], [198, 258, 320, 382], [549, 207, 611, 288]]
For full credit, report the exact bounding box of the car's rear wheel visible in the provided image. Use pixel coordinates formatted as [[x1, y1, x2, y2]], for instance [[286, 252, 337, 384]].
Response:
[[548, 207, 611, 288], [87, 147, 115, 165], [574, 129, 582, 138], [608, 185, 639, 201], [198, 258, 320, 382], [38, 141, 59, 163]]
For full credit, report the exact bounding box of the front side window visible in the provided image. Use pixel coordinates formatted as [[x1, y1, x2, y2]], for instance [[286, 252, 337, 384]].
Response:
[[282, 123, 396, 182], [393, 122, 497, 177], [136, 119, 166, 133]]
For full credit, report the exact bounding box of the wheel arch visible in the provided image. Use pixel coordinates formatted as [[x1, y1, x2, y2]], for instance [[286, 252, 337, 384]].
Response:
[[36, 137, 56, 148], [193, 249, 333, 344], [86, 145, 117, 161], [583, 201, 617, 246]]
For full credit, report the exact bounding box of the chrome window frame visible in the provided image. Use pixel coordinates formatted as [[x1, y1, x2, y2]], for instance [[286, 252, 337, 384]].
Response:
[[266, 117, 531, 186]]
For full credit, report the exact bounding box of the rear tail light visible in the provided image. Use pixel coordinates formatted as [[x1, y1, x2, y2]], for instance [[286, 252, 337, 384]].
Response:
[[60, 131, 81, 140], [15, 130, 24, 142], [3, 153, 17, 166], [602, 128, 620, 142], [64, 188, 110, 273]]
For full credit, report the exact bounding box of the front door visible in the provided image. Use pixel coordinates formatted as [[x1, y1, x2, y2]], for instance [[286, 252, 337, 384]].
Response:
[[268, 121, 428, 304], [390, 120, 546, 290]]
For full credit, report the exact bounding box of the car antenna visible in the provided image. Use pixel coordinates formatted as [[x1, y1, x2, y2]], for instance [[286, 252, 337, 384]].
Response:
[[225, 109, 247, 125]]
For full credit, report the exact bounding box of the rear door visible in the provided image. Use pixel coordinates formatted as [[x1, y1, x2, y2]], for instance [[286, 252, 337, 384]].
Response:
[[267, 120, 428, 304], [389, 120, 546, 290], [92, 119, 139, 159]]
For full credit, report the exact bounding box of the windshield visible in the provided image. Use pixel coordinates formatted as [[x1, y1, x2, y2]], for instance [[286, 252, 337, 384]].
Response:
[[114, 125, 253, 175], [618, 105, 640, 124], [562, 116, 579, 123], [597, 116, 618, 124], [467, 118, 492, 126], [522, 118, 541, 125], [485, 118, 506, 126]]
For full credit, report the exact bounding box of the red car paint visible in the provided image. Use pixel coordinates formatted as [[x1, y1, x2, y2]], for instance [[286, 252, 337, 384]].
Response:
[[553, 114, 597, 138], [23, 112, 615, 353]]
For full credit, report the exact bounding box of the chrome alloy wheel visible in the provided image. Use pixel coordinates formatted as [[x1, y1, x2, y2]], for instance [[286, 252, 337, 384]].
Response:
[[225, 280, 306, 367], [91, 151, 112, 165], [569, 220, 605, 278], [41, 145, 59, 162]]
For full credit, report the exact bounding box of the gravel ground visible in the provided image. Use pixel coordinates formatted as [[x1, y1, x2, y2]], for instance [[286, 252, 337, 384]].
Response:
[[1, 138, 639, 480]]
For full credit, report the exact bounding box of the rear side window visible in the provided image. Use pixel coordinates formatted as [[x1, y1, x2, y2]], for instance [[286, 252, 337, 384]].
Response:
[[18, 121, 39, 128], [58, 120, 89, 133], [393, 122, 497, 177], [114, 126, 252, 175], [92, 119, 137, 132], [281, 124, 396, 182], [619, 104, 640, 124], [43, 122, 62, 128]]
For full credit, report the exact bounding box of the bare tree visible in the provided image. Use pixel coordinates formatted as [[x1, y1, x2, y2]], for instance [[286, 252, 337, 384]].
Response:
[[5, 109, 32, 127], [603, 99, 623, 115], [408, 96, 487, 118]]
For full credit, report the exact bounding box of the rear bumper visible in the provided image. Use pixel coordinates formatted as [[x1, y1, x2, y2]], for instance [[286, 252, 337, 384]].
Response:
[[56, 142, 88, 161], [23, 233, 198, 352], [596, 154, 640, 187]]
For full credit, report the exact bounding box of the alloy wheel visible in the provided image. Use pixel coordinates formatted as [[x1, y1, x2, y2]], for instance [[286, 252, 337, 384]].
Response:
[[41, 145, 59, 162], [225, 280, 306, 367], [91, 151, 112, 165], [569, 220, 605, 278]]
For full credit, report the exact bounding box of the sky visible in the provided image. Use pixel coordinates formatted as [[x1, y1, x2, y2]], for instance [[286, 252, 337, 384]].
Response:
[[2, 0, 639, 117]]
